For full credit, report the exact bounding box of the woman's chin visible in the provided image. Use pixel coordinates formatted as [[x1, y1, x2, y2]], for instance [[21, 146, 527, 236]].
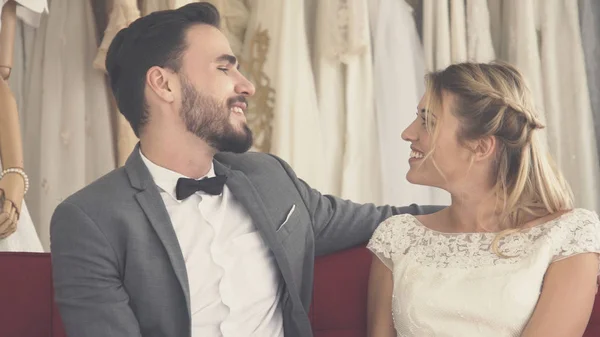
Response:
[[406, 171, 430, 186], [406, 171, 418, 184]]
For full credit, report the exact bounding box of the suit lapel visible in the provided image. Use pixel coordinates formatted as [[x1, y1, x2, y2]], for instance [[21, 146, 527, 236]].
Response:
[[125, 146, 191, 314], [214, 161, 297, 290], [124, 148, 296, 318]]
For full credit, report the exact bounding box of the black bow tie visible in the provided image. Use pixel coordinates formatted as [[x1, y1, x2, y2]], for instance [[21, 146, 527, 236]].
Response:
[[175, 175, 227, 200]]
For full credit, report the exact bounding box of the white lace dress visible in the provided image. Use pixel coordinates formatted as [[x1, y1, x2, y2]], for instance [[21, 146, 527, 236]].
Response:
[[367, 209, 600, 336]]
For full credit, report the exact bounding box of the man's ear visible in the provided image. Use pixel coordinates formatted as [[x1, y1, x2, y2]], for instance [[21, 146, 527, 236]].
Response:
[[146, 66, 175, 103]]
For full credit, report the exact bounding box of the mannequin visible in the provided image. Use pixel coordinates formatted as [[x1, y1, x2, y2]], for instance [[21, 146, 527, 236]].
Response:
[[0, 1, 24, 238]]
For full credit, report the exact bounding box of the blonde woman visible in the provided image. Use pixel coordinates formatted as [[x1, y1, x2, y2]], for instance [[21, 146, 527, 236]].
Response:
[[367, 62, 600, 337]]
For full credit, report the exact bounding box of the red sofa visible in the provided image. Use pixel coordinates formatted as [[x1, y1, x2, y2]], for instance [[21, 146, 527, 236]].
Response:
[[1, 249, 600, 337]]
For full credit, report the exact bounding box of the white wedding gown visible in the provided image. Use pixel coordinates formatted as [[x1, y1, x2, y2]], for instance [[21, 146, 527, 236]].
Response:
[[312, 0, 382, 203], [368, 0, 449, 206], [23, 0, 116, 250], [537, 0, 600, 212], [465, 0, 495, 63], [497, 0, 600, 212], [422, 0, 450, 71], [368, 209, 600, 336], [423, 0, 495, 70], [240, 0, 327, 192], [496, 0, 546, 127]]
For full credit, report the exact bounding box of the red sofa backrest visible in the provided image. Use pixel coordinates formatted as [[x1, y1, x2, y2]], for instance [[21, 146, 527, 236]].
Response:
[[0, 252, 66, 337], [310, 245, 373, 337], [310, 245, 600, 337], [1, 249, 599, 337]]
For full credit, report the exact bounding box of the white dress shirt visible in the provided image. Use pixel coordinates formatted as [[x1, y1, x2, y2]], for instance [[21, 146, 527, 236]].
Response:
[[140, 151, 284, 337]]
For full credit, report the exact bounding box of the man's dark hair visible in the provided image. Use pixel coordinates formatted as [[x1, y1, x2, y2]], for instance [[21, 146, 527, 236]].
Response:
[[105, 2, 220, 137]]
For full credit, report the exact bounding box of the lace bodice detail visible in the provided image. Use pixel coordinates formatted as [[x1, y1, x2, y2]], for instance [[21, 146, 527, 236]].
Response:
[[368, 209, 600, 269], [367, 209, 600, 337]]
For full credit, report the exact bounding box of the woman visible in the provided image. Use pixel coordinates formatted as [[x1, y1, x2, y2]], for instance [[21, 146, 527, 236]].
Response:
[[367, 62, 600, 336]]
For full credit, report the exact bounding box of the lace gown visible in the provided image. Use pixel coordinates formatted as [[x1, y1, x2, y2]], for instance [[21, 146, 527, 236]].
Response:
[[367, 209, 600, 336]]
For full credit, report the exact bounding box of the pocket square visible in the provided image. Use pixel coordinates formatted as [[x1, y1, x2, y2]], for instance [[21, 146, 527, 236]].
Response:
[[277, 204, 296, 232]]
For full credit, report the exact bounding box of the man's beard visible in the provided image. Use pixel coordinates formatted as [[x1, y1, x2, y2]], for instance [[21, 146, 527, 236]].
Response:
[[179, 77, 253, 153]]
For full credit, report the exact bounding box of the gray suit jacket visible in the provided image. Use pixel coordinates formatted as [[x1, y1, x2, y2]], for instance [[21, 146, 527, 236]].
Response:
[[51, 147, 439, 337]]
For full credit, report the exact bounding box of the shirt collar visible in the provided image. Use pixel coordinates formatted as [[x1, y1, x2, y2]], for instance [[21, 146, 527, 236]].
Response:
[[139, 149, 216, 201]]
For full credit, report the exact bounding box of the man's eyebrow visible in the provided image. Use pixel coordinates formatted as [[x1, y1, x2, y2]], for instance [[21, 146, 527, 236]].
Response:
[[215, 54, 238, 67]]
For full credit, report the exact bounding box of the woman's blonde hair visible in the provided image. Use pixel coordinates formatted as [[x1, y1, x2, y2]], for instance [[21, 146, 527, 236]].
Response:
[[422, 62, 573, 243]]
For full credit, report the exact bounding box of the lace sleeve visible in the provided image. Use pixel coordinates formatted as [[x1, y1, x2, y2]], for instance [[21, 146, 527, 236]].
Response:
[[367, 215, 412, 270], [550, 209, 600, 265]]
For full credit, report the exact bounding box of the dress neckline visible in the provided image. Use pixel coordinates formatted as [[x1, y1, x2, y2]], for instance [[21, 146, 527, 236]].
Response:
[[410, 209, 579, 237]]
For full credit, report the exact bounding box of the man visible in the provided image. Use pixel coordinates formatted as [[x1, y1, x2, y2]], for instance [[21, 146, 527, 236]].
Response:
[[50, 3, 438, 337]]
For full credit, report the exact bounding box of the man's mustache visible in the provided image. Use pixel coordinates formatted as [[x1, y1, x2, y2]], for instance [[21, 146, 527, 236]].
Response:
[[227, 96, 248, 107]]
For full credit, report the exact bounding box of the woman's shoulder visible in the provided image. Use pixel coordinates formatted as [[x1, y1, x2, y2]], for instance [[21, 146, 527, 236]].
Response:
[[369, 214, 421, 244], [542, 208, 600, 232], [367, 213, 422, 267], [541, 208, 600, 261]]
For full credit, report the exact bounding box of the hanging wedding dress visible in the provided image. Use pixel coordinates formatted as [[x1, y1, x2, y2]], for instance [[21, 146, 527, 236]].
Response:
[[499, 0, 599, 211], [6, 2, 40, 118], [368, 0, 449, 206], [94, 0, 140, 167], [311, 0, 381, 203], [466, 0, 495, 62], [0, 0, 46, 28], [423, 0, 472, 71], [23, 0, 116, 250], [203, 0, 249, 63], [424, 0, 496, 67], [487, 0, 503, 59], [140, 0, 170, 14], [171, 0, 196, 8], [579, 0, 600, 164], [208, 0, 268, 156], [310, 0, 344, 197], [422, 0, 451, 71], [498, 0, 547, 129], [240, 0, 326, 192], [495, 0, 552, 190], [449, 0, 467, 64], [537, 0, 600, 212], [0, 0, 46, 252]]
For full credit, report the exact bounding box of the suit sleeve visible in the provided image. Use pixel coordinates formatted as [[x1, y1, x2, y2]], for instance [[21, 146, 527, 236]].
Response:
[[269, 155, 444, 256], [50, 202, 142, 337]]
